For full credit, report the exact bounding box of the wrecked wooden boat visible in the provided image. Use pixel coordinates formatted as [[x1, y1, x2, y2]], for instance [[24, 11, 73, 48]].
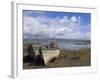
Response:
[[32, 42, 60, 65]]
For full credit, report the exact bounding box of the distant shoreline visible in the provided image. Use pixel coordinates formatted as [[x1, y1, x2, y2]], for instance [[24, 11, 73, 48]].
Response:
[[23, 38, 90, 50]]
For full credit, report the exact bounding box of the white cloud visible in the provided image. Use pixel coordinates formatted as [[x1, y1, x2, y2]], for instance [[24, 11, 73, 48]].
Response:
[[70, 16, 77, 22], [23, 14, 90, 40], [60, 16, 69, 23]]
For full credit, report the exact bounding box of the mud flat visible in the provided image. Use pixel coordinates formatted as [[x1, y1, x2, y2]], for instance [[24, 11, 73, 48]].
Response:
[[23, 47, 91, 69]]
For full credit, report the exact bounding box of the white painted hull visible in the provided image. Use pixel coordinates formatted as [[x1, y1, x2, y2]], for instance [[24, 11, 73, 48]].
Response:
[[42, 49, 60, 65]]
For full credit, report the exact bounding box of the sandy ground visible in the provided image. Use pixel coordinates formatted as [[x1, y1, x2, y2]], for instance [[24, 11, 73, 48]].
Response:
[[23, 48, 91, 69]]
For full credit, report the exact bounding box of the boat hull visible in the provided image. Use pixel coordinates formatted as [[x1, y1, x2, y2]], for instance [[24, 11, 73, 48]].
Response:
[[42, 49, 60, 65]]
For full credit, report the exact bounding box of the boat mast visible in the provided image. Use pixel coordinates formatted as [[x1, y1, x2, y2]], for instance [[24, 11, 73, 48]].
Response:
[[53, 32, 55, 42]]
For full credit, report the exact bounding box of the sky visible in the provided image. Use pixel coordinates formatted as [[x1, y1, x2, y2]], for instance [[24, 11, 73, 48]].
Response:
[[23, 10, 91, 40]]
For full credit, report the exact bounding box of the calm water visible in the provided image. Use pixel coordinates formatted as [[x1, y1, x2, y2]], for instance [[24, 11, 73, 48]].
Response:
[[57, 39, 90, 50], [24, 38, 90, 50]]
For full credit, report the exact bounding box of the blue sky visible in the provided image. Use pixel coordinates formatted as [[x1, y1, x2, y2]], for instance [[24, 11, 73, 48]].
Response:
[[23, 10, 91, 40]]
